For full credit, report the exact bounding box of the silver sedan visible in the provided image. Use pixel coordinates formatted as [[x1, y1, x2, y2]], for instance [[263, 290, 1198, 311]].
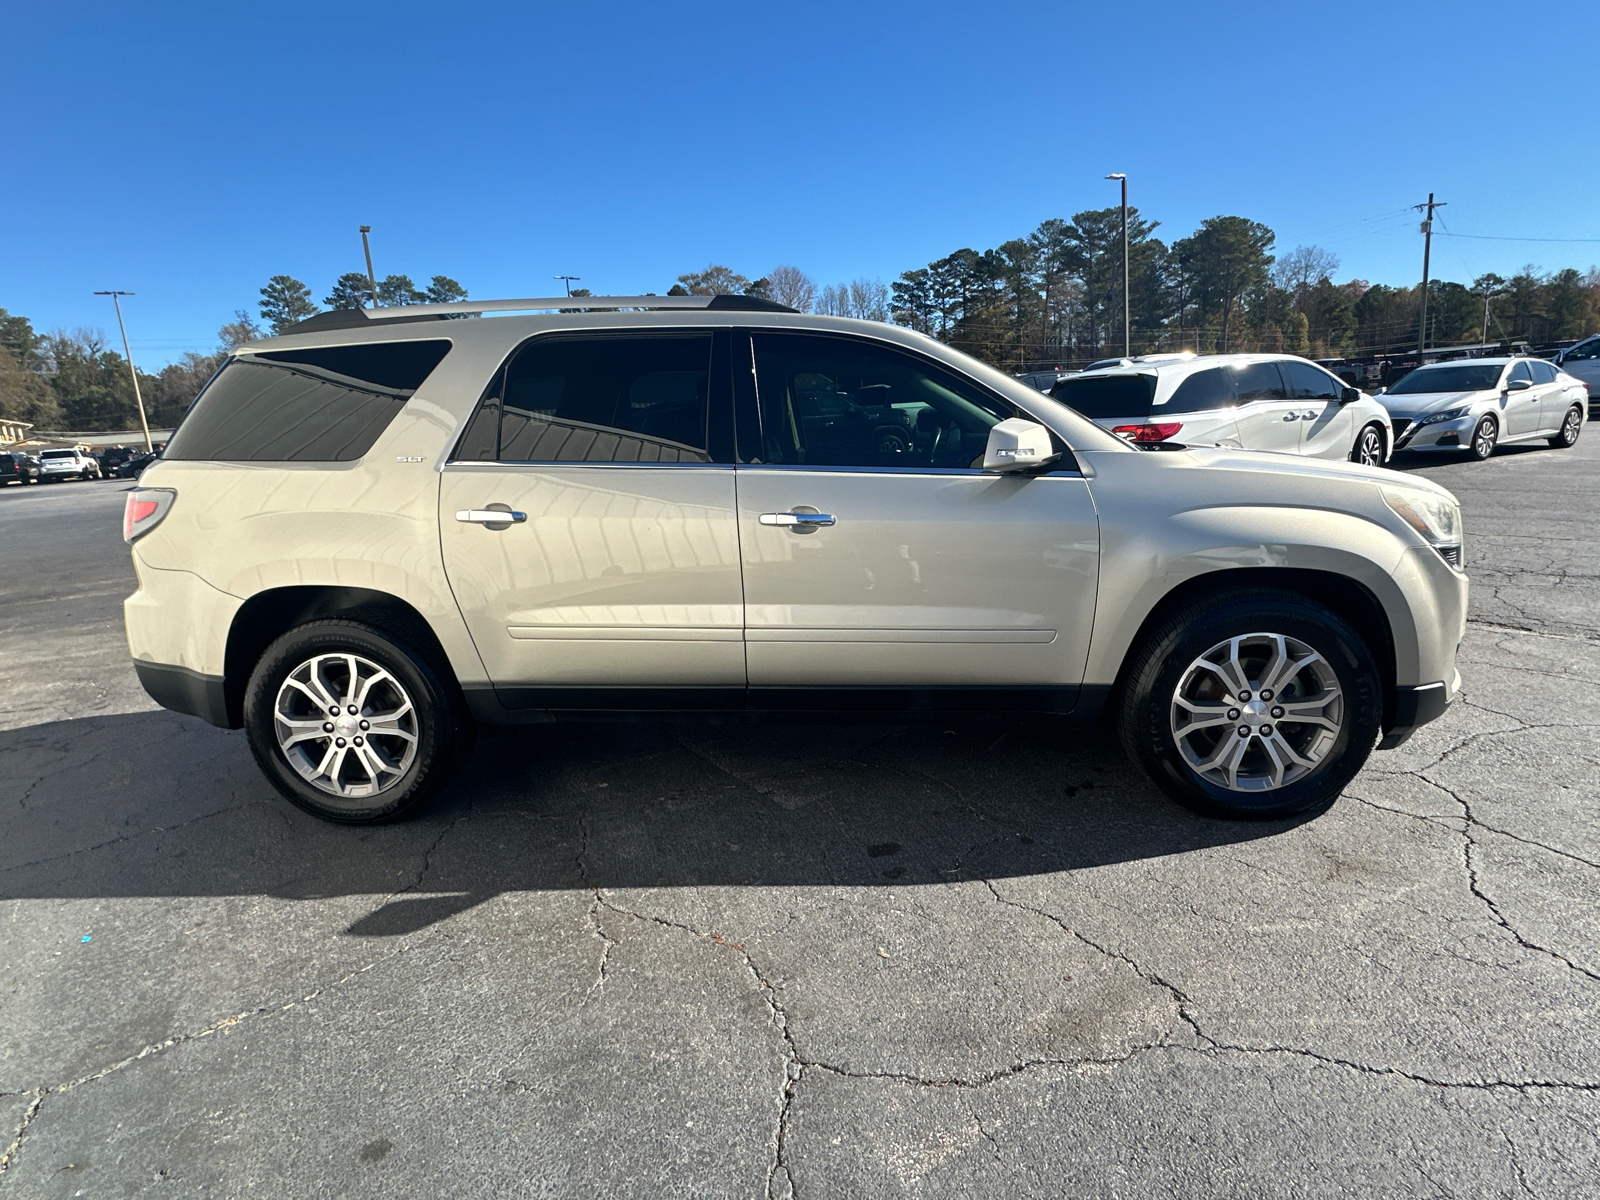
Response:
[[1380, 357, 1587, 460]]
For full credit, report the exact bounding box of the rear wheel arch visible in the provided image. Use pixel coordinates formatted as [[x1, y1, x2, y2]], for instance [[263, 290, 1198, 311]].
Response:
[[223, 586, 461, 729], [1104, 567, 1399, 731]]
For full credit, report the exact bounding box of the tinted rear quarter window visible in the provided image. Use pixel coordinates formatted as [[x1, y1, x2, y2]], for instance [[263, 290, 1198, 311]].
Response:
[[1281, 360, 1342, 400], [1229, 362, 1288, 402], [165, 340, 450, 462], [1051, 374, 1157, 419], [1161, 367, 1233, 413]]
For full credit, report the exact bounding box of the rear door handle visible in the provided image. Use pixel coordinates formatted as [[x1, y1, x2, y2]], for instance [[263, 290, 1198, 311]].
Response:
[[456, 509, 527, 524], [759, 512, 836, 528]]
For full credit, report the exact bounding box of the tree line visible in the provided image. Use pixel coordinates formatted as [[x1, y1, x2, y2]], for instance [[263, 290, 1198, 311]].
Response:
[[7, 226, 1599, 434]]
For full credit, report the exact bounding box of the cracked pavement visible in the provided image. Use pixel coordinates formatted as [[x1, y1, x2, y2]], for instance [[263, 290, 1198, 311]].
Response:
[[2, 432, 1599, 1197]]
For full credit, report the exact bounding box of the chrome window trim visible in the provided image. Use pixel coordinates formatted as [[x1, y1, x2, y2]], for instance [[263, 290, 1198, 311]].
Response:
[[441, 458, 730, 471], [439, 459, 1082, 479]]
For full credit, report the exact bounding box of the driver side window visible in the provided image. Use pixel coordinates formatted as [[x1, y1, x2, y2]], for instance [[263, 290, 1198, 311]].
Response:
[[749, 333, 1016, 469]]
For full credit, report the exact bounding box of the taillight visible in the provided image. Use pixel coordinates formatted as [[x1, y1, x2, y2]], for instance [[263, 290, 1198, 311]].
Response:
[[1112, 423, 1183, 443], [123, 488, 176, 543]]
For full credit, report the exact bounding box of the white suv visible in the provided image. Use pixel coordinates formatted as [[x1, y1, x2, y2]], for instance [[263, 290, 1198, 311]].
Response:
[[1052, 353, 1394, 466], [123, 295, 1467, 824], [38, 447, 102, 482]]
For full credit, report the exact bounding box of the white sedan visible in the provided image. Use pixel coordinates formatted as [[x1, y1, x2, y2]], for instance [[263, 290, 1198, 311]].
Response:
[[1380, 358, 1586, 460]]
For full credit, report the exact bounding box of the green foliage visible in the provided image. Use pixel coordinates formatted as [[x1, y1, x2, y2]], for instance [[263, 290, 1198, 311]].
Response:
[[259, 276, 319, 333], [677, 265, 751, 295], [325, 272, 375, 311], [377, 275, 425, 306], [424, 276, 468, 305], [1172, 216, 1275, 353]]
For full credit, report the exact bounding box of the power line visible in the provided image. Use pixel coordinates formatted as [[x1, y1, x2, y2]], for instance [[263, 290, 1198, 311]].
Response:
[[1435, 232, 1600, 244]]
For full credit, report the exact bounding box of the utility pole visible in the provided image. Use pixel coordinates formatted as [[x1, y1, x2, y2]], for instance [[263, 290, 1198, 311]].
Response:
[[1413, 193, 1445, 363], [360, 226, 379, 308], [1106, 174, 1130, 357], [94, 291, 152, 452], [554, 275, 580, 297]]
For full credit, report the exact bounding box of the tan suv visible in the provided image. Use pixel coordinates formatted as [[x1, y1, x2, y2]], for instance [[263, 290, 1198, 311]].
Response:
[[123, 295, 1468, 823]]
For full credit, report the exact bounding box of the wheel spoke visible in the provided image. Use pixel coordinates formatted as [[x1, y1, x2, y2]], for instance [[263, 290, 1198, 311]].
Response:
[[354, 667, 394, 713], [285, 675, 336, 712], [1175, 698, 1236, 732], [1278, 695, 1340, 730]]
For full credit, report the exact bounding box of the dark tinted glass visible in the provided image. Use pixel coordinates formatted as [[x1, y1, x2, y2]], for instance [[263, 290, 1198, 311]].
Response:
[[255, 340, 450, 390], [1161, 368, 1233, 413], [753, 333, 1014, 468], [1509, 361, 1534, 383], [165, 339, 451, 462], [1528, 360, 1557, 383], [1281, 360, 1341, 400], [1386, 363, 1505, 394], [1229, 362, 1288, 402], [484, 334, 712, 464], [1565, 339, 1600, 362], [1051, 374, 1158, 418]]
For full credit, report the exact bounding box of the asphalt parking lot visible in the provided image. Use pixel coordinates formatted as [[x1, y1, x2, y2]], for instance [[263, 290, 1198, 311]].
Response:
[[3, 433, 1599, 1198]]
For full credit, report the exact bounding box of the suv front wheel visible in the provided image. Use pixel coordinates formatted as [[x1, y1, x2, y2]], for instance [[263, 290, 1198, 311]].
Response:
[[1118, 589, 1382, 819], [244, 619, 472, 823]]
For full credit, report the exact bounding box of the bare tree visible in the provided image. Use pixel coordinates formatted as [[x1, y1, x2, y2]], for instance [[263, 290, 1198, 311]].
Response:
[[816, 278, 889, 321], [765, 265, 817, 312], [1272, 245, 1340, 297]]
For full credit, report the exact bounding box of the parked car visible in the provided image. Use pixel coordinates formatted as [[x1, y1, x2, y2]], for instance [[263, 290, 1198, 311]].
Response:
[[0, 451, 42, 485], [123, 295, 1466, 825], [37, 448, 101, 482], [1051, 353, 1394, 466], [1553, 335, 1600, 415], [116, 450, 161, 479], [99, 446, 140, 476], [1378, 357, 1586, 460]]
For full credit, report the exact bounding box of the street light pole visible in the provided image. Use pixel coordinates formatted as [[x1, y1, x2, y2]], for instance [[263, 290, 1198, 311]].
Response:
[[94, 291, 152, 452], [1413, 193, 1445, 363], [1106, 174, 1129, 358], [555, 276, 580, 297], [360, 226, 379, 308]]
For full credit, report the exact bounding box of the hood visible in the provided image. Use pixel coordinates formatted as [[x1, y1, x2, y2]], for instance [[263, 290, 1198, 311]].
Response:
[[1381, 389, 1490, 419]]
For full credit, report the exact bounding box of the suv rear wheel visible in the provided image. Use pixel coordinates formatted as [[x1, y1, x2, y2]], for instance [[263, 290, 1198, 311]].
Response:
[[243, 619, 472, 823], [1118, 589, 1382, 819]]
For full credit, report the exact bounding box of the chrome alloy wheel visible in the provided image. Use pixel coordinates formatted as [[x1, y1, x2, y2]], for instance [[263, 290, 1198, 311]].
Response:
[[1170, 633, 1344, 792], [1353, 426, 1383, 466], [274, 653, 418, 798], [1561, 407, 1582, 446], [1472, 416, 1497, 459]]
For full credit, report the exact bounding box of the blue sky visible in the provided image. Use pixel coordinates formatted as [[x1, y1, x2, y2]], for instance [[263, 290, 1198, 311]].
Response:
[[4, 0, 1597, 369]]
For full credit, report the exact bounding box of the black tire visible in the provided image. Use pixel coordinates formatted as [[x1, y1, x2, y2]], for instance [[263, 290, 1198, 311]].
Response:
[[1469, 414, 1497, 461], [243, 619, 472, 824], [1349, 423, 1385, 467], [1117, 588, 1383, 820], [1549, 404, 1583, 449]]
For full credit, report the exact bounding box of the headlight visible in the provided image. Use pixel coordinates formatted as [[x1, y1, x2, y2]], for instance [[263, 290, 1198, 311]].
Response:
[[1382, 486, 1463, 568], [1417, 406, 1469, 427]]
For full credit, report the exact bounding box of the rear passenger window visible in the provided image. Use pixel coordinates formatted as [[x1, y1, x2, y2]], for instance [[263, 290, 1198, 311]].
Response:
[[1229, 362, 1288, 402], [1527, 360, 1558, 384], [1281, 360, 1342, 400], [461, 334, 714, 464], [165, 340, 450, 462], [1161, 367, 1234, 413]]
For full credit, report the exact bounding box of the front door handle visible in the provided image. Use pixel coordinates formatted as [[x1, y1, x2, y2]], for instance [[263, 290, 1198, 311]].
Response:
[[759, 512, 836, 528], [456, 508, 527, 524]]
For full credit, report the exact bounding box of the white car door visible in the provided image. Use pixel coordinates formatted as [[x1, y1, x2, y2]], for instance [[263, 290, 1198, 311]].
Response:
[[1504, 360, 1544, 436], [1228, 361, 1301, 453], [439, 330, 747, 707], [735, 330, 1099, 707], [1281, 360, 1355, 459]]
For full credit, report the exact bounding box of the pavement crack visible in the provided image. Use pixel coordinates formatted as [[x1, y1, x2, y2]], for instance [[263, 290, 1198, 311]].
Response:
[[0, 800, 263, 876], [981, 880, 1210, 1046], [0, 1091, 44, 1178]]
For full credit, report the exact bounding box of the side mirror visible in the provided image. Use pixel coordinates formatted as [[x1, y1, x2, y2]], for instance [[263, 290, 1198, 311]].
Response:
[[1506, 379, 1532, 392], [1339, 386, 1361, 403], [983, 418, 1059, 472]]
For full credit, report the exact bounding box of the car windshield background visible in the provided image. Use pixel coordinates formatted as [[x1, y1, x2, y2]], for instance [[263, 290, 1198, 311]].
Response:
[[40, 450, 77, 459], [165, 340, 451, 462], [751, 332, 1013, 468], [1566, 339, 1600, 361], [1051, 374, 1158, 419], [471, 334, 714, 464], [1229, 361, 1288, 402], [1386, 364, 1505, 395]]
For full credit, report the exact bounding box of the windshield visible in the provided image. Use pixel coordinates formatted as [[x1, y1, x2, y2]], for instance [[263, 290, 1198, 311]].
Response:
[[40, 450, 76, 459], [1386, 364, 1504, 395], [1051, 374, 1158, 418]]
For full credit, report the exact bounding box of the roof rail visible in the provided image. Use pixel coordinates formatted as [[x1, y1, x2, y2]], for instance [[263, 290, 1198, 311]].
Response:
[[283, 293, 798, 335]]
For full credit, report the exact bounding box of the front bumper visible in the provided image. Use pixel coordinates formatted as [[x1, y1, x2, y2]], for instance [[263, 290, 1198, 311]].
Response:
[[1392, 414, 1475, 451]]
